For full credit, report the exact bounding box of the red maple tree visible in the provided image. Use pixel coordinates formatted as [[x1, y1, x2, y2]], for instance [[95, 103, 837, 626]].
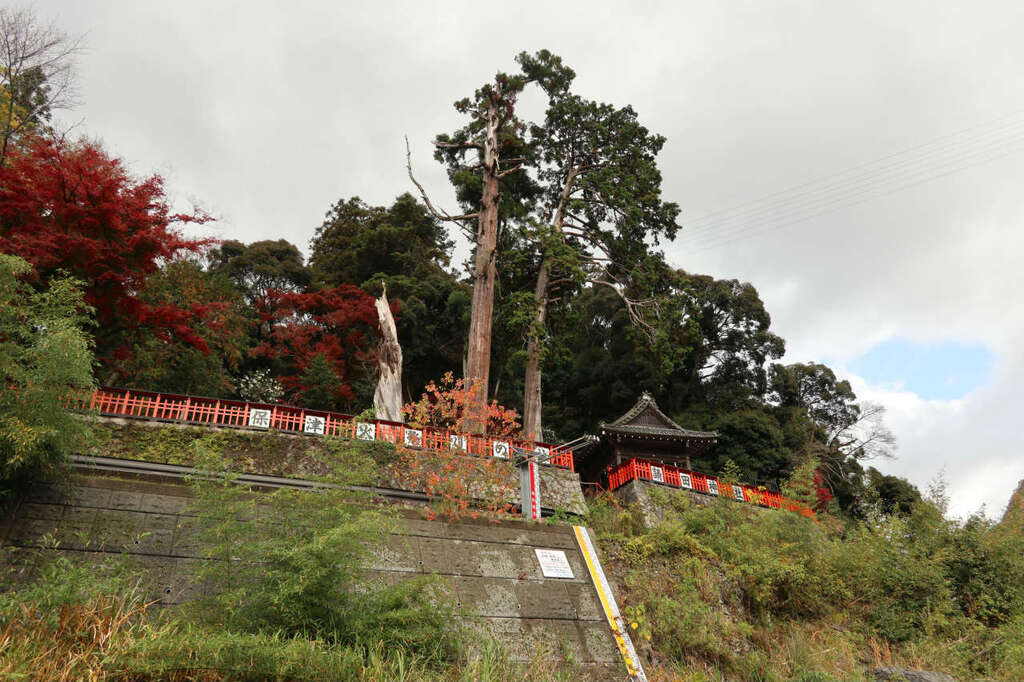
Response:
[[252, 284, 382, 406], [0, 135, 212, 372]]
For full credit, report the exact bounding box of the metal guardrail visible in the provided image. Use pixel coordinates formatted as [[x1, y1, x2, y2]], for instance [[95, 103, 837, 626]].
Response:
[[68, 386, 574, 471]]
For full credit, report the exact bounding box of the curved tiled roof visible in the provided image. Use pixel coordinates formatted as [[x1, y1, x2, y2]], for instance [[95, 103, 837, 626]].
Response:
[[600, 392, 717, 440]]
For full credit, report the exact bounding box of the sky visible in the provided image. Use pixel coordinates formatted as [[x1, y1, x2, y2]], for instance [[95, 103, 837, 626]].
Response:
[[34, 0, 1024, 519]]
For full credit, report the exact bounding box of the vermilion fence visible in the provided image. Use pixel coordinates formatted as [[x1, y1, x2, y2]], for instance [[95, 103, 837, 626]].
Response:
[[69, 387, 574, 471], [607, 457, 816, 519]]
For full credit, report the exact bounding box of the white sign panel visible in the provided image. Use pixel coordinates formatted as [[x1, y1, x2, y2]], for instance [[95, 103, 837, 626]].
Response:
[[303, 415, 325, 435], [732, 484, 745, 501], [492, 440, 510, 459], [650, 465, 664, 483], [679, 473, 692, 489], [355, 422, 376, 441], [248, 408, 271, 429], [707, 479, 719, 496], [534, 548, 574, 579], [449, 434, 467, 451], [404, 428, 423, 448], [534, 445, 550, 462]]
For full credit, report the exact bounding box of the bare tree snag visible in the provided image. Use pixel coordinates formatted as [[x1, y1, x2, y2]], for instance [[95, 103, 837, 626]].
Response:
[[373, 283, 403, 422]]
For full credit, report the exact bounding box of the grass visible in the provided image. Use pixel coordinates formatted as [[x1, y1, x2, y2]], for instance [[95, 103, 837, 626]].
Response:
[[587, 487, 1024, 681]]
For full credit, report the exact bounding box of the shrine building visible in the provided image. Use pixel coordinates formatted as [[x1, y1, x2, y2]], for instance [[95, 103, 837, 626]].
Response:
[[575, 392, 718, 491]]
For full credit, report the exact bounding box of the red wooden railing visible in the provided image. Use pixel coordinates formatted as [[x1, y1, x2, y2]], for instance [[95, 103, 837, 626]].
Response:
[[607, 457, 816, 520], [69, 387, 574, 471]]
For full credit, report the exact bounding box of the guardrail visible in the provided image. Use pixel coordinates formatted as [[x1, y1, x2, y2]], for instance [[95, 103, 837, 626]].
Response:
[[68, 386, 574, 471], [607, 457, 815, 519]]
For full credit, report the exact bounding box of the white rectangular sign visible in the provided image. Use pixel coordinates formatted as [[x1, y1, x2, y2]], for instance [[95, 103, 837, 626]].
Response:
[[449, 434, 467, 451], [707, 479, 719, 496], [733, 484, 745, 501], [534, 548, 574, 579], [355, 422, 376, 441], [248, 408, 271, 429], [679, 473, 692, 489], [492, 440, 510, 459], [404, 428, 423, 448], [303, 415, 325, 435], [650, 465, 664, 483]]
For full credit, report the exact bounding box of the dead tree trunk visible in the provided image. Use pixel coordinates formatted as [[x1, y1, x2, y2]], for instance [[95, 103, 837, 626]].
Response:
[[463, 97, 502, 433], [373, 284, 403, 422]]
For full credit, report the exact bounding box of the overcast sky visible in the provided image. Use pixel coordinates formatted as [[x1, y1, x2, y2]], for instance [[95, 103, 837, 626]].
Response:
[[36, 0, 1024, 519]]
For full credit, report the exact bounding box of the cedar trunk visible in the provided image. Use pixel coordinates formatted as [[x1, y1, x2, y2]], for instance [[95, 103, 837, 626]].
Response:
[[521, 258, 550, 441], [464, 98, 501, 433]]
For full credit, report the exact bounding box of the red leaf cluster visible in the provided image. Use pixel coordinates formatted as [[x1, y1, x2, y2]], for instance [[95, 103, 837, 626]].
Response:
[[0, 136, 212, 363], [252, 284, 378, 403], [403, 371, 520, 437]]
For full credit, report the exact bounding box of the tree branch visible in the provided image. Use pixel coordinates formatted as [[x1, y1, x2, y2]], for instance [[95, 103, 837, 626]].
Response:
[[405, 136, 477, 238]]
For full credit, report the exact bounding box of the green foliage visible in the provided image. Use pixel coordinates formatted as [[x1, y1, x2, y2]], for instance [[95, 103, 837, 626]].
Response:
[[587, 488, 1024, 681], [0, 254, 94, 488], [185, 479, 460, 662], [309, 193, 469, 398], [0, 548, 574, 680], [299, 351, 344, 410]]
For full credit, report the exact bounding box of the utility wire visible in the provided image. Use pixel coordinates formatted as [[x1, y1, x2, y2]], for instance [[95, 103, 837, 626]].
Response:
[[680, 109, 1024, 236], [681, 137, 1024, 254]]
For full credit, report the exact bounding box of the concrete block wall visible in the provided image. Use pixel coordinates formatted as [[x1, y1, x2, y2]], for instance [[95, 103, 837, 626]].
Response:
[[1, 474, 626, 680]]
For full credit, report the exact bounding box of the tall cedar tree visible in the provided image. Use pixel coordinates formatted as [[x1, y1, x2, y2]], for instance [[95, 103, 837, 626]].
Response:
[[0, 136, 211, 378], [518, 50, 681, 438], [421, 53, 572, 432], [252, 284, 380, 410]]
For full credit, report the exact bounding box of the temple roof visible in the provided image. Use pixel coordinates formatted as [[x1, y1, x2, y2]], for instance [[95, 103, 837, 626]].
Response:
[[600, 392, 717, 441]]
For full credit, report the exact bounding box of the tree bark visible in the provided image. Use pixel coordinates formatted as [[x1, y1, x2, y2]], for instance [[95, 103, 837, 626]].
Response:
[[464, 96, 501, 433], [520, 168, 575, 441], [521, 257, 550, 441], [373, 284, 403, 422]]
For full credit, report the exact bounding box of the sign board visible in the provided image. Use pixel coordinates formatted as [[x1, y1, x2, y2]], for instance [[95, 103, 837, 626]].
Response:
[[707, 479, 719, 496], [449, 434, 467, 451], [303, 415, 325, 435], [534, 548, 574, 578], [355, 422, 376, 441], [248, 408, 271, 429], [679, 473, 692, 489], [404, 428, 423, 448], [534, 445, 550, 461], [650, 465, 664, 483], [492, 440, 510, 459], [732, 484, 745, 501]]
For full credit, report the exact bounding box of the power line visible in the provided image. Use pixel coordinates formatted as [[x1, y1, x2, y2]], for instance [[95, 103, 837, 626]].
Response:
[[681, 137, 1024, 254], [680, 109, 1024, 236]]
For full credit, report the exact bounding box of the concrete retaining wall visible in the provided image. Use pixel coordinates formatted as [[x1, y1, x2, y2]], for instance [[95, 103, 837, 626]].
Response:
[[1, 473, 625, 679]]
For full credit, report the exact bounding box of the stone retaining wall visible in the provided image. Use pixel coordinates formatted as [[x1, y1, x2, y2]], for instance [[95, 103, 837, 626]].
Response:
[[1, 473, 624, 680]]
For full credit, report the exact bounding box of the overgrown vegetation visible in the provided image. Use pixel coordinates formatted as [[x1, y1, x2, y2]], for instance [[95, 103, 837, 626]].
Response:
[[588, 485, 1024, 681], [0, 253, 94, 495]]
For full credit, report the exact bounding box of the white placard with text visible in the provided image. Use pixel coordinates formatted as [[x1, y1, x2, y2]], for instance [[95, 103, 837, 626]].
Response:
[[303, 415, 325, 435], [248, 408, 271, 429], [650, 465, 664, 483], [534, 548, 574, 579]]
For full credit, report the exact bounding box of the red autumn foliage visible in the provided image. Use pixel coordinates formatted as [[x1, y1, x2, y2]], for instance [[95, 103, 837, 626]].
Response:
[[0, 135, 213, 367], [403, 372, 521, 437], [814, 469, 834, 511], [252, 284, 381, 404]]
